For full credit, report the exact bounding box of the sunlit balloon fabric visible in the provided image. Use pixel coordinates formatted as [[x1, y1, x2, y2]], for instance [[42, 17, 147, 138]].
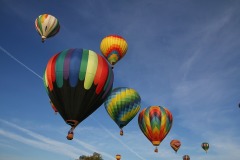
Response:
[[170, 139, 181, 153], [201, 142, 209, 153], [138, 106, 173, 152], [100, 35, 128, 66], [104, 87, 141, 135], [115, 154, 121, 160], [183, 155, 190, 160], [43, 48, 114, 139], [35, 14, 60, 42]]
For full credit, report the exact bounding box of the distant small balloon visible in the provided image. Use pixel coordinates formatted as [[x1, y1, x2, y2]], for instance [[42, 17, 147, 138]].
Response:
[[183, 155, 190, 160], [170, 139, 181, 153], [100, 34, 128, 66], [35, 14, 60, 42], [116, 154, 121, 160], [201, 142, 209, 153]]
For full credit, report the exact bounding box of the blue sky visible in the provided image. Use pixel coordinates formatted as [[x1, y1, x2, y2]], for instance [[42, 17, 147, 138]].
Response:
[[0, 0, 240, 160]]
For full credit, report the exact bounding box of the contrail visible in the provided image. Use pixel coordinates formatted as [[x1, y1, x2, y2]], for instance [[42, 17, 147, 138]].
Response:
[[0, 46, 43, 80], [91, 117, 146, 160]]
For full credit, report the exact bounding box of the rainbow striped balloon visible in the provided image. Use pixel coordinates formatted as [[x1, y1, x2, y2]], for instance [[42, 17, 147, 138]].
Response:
[[100, 35, 128, 66], [43, 48, 114, 134], [138, 106, 173, 152], [35, 14, 60, 42], [104, 87, 141, 135]]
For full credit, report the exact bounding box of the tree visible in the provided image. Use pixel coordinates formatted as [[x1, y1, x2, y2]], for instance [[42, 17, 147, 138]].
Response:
[[79, 152, 103, 160]]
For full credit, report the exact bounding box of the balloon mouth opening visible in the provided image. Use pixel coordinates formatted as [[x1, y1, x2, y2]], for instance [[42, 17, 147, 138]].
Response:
[[41, 36, 46, 43], [152, 141, 160, 146], [120, 129, 123, 136], [110, 61, 116, 65], [66, 120, 79, 127]]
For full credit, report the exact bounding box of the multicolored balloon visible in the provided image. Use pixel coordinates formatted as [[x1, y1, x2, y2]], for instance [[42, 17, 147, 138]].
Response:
[[35, 14, 60, 42], [183, 155, 190, 160], [104, 87, 141, 135], [201, 142, 209, 153], [43, 48, 114, 140], [138, 106, 173, 152], [170, 139, 181, 153], [100, 35, 128, 66]]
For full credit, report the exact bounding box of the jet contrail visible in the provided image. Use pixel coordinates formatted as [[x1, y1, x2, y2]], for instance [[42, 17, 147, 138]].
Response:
[[91, 117, 146, 160], [0, 46, 43, 80]]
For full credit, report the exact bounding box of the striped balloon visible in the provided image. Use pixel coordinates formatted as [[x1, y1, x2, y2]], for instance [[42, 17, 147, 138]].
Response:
[[35, 14, 60, 42], [43, 48, 114, 139], [104, 87, 141, 135], [138, 106, 173, 152], [100, 35, 128, 66]]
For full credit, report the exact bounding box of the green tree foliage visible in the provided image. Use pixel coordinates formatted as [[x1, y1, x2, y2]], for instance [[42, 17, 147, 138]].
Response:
[[79, 152, 103, 160]]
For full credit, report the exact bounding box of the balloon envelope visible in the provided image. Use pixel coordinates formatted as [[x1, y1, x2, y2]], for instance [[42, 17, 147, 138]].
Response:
[[115, 154, 121, 160], [104, 87, 141, 135], [170, 139, 181, 153], [43, 48, 114, 136], [100, 35, 128, 66], [201, 142, 209, 153], [138, 106, 173, 152], [183, 155, 190, 160], [35, 14, 60, 42]]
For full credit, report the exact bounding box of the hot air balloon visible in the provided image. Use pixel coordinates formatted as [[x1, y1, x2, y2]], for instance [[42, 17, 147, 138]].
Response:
[[100, 35, 128, 66], [170, 139, 181, 153], [35, 14, 60, 43], [183, 155, 190, 160], [43, 48, 114, 140], [104, 87, 141, 136], [116, 154, 121, 160], [202, 142, 209, 153], [138, 106, 173, 152], [50, 100, 58, 114]]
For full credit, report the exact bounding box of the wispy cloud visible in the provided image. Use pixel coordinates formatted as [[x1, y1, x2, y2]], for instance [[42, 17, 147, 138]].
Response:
[[0, 119, 90, 159], [91, 117, 146, 160]]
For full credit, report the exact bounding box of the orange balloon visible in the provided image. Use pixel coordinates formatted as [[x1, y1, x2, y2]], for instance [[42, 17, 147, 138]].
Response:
[[170, 139, 181, 153]]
